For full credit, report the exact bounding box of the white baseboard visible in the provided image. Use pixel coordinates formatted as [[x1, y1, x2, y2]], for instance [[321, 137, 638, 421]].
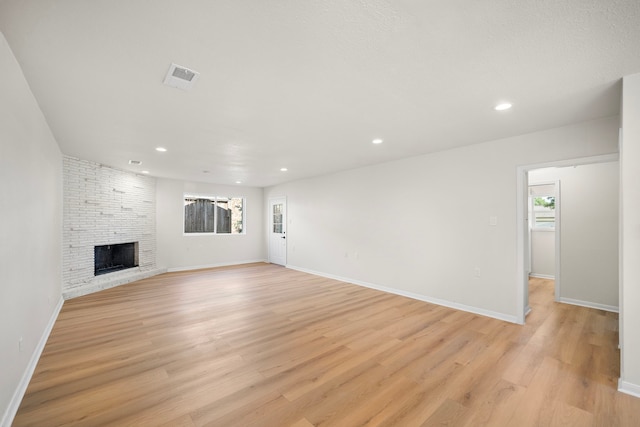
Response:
[[1, 297, 64, 427], [618, 379, 640, 398], [286, 265, 518, 324], [167, 259, 267, 273], [529, 273, 555, 280], [559, 297, 619, 313]]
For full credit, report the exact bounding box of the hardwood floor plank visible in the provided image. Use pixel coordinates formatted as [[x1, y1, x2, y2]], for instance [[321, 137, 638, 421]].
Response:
[[460, 379, 527, 427], [280, 339, 401, 402], [158, 414, 196, 427], [548, 401, 595, 427], [11, 266, 640, 426], [420, 399, 468, 427], [505, 356, 567, 426], [289, 418, 315, 427]]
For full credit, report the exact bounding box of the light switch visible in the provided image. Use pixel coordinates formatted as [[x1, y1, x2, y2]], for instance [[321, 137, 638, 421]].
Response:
[[489, 216, 498, 226]]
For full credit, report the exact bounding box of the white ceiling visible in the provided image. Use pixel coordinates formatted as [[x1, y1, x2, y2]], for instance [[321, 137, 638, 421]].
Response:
[[1, 0, 639, 187]]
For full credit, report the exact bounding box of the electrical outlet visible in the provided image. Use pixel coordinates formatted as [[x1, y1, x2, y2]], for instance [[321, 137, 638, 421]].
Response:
[[474, 267, 481, 278]]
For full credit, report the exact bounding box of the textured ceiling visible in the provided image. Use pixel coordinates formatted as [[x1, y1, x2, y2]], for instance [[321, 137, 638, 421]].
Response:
[[1, 0, 639, 187]]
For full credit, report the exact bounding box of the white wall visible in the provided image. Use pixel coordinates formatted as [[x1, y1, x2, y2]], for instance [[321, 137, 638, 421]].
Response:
[[156, 178, 265, 271], [530, 230, 555, 278], [264, 116, 619, 321], [0, 33, 63, 426], [620, 73, 640, 396], [530, 162, 619, 309]]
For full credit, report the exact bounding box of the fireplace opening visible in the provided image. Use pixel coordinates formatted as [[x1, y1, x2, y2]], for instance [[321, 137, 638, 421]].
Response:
[[94, 242, 139, 276]]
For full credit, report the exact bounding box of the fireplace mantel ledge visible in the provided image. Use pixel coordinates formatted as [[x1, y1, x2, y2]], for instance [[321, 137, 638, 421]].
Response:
[[63, 267, 167, 299]]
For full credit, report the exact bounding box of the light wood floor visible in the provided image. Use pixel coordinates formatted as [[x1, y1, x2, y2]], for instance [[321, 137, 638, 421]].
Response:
[[14, 263, 640, 426]]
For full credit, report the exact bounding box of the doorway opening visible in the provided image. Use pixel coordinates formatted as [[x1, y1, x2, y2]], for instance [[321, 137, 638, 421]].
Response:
[[527, 178, 560, 307], [516, 153, 619, 324]]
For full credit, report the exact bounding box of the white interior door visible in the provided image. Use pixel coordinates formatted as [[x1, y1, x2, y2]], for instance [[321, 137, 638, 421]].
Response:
[[269, 197, 287, 265]]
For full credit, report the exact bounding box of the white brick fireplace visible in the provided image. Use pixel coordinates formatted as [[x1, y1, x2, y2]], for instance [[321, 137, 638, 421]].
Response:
[[63, 156, 165, 298]]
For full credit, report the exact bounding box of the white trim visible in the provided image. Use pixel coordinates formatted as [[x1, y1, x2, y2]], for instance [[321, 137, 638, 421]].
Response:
[[618, 126, 625, 395], [167, 259, 267, 272], [519, 153, 619, 172], [529, 273, 555, 280], [516, 165, 528, 324], [554, 179, 561, 302], [287, 265, 518, 324], [528, 178, 561, 305], [618, 379, 640, 398], [559, 297, 619, 313], [1, 297, 64, 427]]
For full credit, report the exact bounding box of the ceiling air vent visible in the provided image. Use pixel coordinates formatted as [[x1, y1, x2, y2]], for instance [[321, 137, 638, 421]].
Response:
[[163, 63, 200, 91]]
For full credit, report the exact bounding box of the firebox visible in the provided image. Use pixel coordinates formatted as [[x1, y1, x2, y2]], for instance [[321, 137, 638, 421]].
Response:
[[94, 242, 138, 276]]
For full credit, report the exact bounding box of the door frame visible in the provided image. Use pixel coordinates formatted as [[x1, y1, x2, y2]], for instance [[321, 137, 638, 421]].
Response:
[[268, 196, 287, 266], [516, 153, 618, 324]]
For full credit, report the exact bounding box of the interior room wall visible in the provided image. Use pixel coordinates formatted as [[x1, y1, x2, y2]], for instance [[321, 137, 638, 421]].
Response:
[[620, 73, 640, 396], [530, 230, 555, 278], [264, 116, 619, 322], [530, 162, 619, 310], [156, 178, 265, 271], [0, 33, 63, 426]]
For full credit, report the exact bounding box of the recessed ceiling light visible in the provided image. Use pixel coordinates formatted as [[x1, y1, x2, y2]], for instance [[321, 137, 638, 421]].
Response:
[[141, 170, 150, 174], [495, 102, 512, 111], [280, 167, 288, 172], [372, 138, 383, 144], [129, 160, 142, 165], [156, 147, 167, 152], [235, 181, 242, 184]]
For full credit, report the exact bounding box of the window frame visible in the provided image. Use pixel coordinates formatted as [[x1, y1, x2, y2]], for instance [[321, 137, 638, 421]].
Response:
[[529, 184, 556, 232], [532, 198, 556, 231], [183, 194, 246, 236]]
